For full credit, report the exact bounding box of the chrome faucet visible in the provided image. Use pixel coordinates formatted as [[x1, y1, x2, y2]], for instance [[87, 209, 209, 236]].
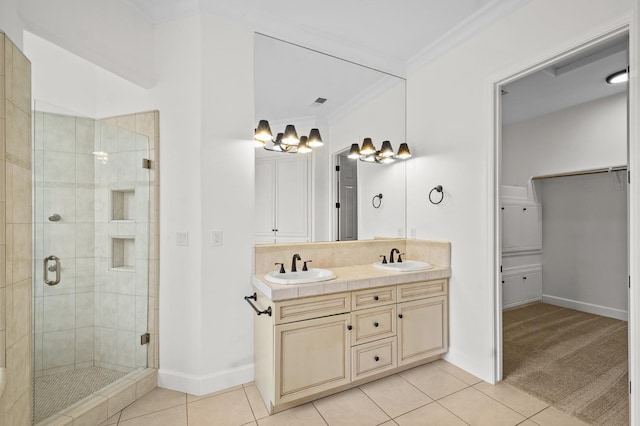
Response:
[[389, 248, 400, 263], [291, 253, 301, 272]]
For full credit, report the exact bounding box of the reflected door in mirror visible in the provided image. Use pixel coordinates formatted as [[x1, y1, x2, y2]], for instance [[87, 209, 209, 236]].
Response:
[[255, 156, 311, 244], [337, 151, 358, 241]]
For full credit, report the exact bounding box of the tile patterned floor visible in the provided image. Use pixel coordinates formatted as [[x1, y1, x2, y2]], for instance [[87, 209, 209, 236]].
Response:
[[98, 360, 591, 426]]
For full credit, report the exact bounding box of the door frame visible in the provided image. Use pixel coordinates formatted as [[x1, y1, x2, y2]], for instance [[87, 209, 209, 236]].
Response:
[[490, 19, 638, 422], [332, 147, 358, 241]]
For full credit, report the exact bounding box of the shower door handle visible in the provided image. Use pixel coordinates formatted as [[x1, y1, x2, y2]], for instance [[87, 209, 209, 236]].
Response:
[[43, 255, 61, 286]]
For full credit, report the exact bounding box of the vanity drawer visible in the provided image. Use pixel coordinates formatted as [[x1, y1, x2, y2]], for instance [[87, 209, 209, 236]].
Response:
[[350, 305, 396, 346], [352, 337, 397, 381], [352, 286, 396, 310], [397, 279, 448, 302], [275, 293, 351, 325]]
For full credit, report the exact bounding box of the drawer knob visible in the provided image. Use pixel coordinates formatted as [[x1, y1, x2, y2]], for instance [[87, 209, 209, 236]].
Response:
[[373, 322, 379, 327], [347, 325, 353, 330], [373, 295, 379, 301], [374, 356, 380, 362], [398, 314, 403, 319]]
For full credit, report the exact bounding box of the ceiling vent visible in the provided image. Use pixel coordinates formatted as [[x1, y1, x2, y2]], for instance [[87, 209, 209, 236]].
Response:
[[314, 97, 327, 104]]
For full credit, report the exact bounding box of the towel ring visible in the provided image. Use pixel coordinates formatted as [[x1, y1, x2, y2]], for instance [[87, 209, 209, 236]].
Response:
[[428, 185, 444, 205], [372, 193, 383, 208]]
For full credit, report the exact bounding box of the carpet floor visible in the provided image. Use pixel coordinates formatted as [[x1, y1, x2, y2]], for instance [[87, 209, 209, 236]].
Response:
[[503, 303, 628, 425]]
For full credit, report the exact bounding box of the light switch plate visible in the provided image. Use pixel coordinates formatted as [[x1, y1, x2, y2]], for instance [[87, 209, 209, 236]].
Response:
[[211, 230, 223, 247]]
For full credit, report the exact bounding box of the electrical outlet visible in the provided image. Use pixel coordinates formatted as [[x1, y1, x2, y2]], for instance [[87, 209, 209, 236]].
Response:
[[211, 230, 223, 247], [176, 232, 189, 246]]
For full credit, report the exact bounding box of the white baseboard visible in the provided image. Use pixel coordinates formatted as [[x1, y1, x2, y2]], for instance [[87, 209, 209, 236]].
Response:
[[158, 364, 254, 396], [542, 294, 628, 321]]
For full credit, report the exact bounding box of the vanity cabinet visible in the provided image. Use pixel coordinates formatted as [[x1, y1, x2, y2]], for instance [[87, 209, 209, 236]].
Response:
[[253, 278, 448, 414]]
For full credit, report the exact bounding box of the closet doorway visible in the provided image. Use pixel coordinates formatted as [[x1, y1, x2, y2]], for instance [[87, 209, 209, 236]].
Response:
[[496, 31, 629, 425]]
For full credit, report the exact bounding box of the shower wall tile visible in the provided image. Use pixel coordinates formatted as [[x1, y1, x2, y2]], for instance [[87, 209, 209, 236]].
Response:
[[117, 271, 135, 295], [6, 41, 30, 114], [117, 330, 136, 368], [135, 296, 147, 333], [7, 163, 31, 224], [34, 332, 42, 372], [117, 114, 136, 133], [33, 112, 44, 149], [117, 127, 136, 152], [45, 223, 76, 258], [75, 327, 94, 365], [76, 117, 95, 154], [44, 151, 76, 183], [12, 223, 31, 283], [117, 294, 136, 331], [100, 123, 118, 153], [43, 187, 76, 223], [135, 260, 149, 296], [43, 329, 75, 369], [76, 154, 95, 184], [43, 294, 76, 332], [75, 291, 94, 328], [44, 113, 76, 153], [76, 223, 95, 257], [6, 278, 30, 347], [76, 187, 95, 223], [0, 204, 5, 245], [3, 335, 31, 419], [75, 258, 95, 293], [0, 118, 5, 160], [34, 296, 43, 333], [96, 292, 118, 329], [0, 286, 4, 330], [5, 102, 30, 166], [95, 327, 117, 363]]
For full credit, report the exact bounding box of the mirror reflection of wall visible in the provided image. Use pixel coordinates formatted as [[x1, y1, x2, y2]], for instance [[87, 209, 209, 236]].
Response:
[[254, 33, 407, 244]]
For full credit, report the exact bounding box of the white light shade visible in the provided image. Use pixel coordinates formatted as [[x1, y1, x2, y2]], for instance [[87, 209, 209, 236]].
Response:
[[397, 143, 412, 159], [347, 143, 361, 159], [255, 120, 273, 142], [297, 136, 312, 153], [308, 128, 323, 147], [380, 141, 394, 157], [360, 138, 376, 155]]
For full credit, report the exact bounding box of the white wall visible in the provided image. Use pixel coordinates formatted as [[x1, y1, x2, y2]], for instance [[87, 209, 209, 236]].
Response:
[[18, 0, 155, 88], [503, 93, 627, 187], [329, 81, 406, 240], [540, 172, 628, 319], [406, 0, 632, 382]]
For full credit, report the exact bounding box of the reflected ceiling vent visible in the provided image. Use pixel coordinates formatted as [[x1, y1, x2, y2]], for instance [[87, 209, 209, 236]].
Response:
[[313, 97, 327, 104]]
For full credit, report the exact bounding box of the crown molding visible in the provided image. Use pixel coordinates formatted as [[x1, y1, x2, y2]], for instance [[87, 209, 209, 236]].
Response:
[[407, 0, 531, 74]]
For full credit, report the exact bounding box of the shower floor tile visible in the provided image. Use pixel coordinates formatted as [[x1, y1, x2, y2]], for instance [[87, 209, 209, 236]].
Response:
[[35, 366, 127, 424]]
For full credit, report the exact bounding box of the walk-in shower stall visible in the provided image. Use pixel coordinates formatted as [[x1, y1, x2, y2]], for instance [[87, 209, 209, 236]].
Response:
[[32, 103, 153, 423]]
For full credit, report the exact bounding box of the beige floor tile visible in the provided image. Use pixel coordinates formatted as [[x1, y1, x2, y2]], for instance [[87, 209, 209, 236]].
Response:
[[518, 421, 538, 426], [360, 374, 432, 418], [257, 403, 326, 426], [439, 387, 525, 426], [529, 407, 589, 426], [187, 384, 244, 403], [378, 421, 398, 426], [187, 388, 255, 426], [395, 402, 467, 426], [244, 384, 270, 420], [399, 364, 468, 400], [313, 387, 390, 426], [120, 387, 186, 421], [432, 360, 483, 385], [118, 405, 187, 426], [473, 382, 547, 417], [97, 412, 120, 425]]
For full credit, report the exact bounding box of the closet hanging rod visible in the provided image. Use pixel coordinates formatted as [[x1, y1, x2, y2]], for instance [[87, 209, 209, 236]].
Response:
[[531, 165, 627, 180]]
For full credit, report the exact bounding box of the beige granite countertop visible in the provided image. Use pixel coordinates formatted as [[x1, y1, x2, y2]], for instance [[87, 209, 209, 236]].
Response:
[[251, 263, 452, 301]]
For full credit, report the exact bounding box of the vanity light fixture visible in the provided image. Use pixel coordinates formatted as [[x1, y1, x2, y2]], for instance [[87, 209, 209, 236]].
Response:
[[606, 69, 629, 84], [254, 120, 324, 154], [348, 138, 412, 164]]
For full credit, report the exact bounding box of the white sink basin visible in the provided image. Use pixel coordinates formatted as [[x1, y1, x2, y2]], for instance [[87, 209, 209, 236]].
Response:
[[373, 260, 433, 272], [264, 268, 336, 285]]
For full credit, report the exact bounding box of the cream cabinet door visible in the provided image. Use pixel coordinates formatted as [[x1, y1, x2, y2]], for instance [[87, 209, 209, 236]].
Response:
[[397, 296, 448, 366], [275, 313, 350, 404]]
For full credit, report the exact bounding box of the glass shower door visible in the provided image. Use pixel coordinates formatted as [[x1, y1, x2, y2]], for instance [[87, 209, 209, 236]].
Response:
[[33, 103, 151, 423]]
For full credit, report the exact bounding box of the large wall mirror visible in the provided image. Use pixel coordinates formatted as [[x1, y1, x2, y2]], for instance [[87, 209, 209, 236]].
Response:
[[254, 33, 407, 244]]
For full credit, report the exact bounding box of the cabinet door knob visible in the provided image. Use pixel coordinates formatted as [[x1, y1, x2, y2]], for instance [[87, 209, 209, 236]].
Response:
[[398, 314, 403, 319], [523, 276, 527, 280], [523, 207, 527, 211], [373, 295, 379, 301], [501, 280, 505, 284], [374, 356, 380, 362], [347, 325, 353, 330], [373, 322, 379, 327]]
